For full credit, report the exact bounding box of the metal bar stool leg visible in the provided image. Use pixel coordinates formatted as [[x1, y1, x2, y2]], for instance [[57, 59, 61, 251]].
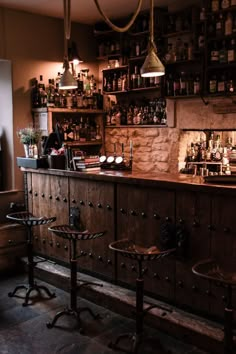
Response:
[[8, 223, 56, 306], [224, 285, 234, 354], [47, 234, 102, 331]]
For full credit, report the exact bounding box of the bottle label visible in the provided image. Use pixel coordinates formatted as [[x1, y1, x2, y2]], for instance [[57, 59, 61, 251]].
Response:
[[209, 80, 217, 93], [228, 49, 235, 62], [218, 81, 225, 92], [211, 50, 219, 61], [221, 0, 230, 8], [212, 0, 219, 11]]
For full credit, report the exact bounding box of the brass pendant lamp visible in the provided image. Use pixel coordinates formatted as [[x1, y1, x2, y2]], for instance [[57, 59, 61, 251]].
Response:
[[140, 0, 165, 77], [59, 0, 77, 90], [93, 0, 165, 77]]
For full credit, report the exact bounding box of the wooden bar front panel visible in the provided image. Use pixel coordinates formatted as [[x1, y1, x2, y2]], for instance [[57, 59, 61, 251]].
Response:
[[29, 173, 69, 262], [175, 190, 211, 315], [69, 178, 115, 280], [116, 184, 176, 302]]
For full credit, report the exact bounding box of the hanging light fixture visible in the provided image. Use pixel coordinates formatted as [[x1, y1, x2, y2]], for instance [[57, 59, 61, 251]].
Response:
[[140, 0, 165, 77], [59, 0, 77, 90], [93, 0, 165, 77], [68, 41, 83, 66]]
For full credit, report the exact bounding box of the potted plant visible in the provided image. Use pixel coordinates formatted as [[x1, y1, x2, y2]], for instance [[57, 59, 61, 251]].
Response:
[[17, 127, 42, 158]]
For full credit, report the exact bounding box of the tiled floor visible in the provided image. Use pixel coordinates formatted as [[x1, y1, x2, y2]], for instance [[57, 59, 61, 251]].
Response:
[[0, 273, 211, 354]]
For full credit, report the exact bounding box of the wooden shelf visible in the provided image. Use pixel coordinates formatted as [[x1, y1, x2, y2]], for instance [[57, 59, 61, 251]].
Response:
[[105, 124, 167, 128], [32, 108, 105, 114]]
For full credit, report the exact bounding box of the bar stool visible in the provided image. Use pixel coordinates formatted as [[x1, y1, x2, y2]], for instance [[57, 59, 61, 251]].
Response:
[[108, 238, 176, 354], [46, 225, 106, 330], [192, 258, 236, 354], [6, 211, 56, 306]]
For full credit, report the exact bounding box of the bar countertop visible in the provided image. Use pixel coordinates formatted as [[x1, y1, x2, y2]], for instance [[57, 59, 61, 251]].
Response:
[[21, 167, 236, 194]]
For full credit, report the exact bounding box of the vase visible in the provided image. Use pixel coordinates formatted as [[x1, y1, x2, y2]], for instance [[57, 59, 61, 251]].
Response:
[[23, 144, 29, 158], [23, 144, 38, 158]]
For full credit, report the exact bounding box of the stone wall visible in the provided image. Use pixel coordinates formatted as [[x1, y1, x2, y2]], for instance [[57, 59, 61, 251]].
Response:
[[104, 96, 236, 174]]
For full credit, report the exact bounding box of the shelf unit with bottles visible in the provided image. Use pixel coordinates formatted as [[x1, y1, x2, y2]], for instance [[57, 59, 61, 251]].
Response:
[[162, 6, 206, 99], [204, 0, 236, 96], [32, 107, 105, 156]]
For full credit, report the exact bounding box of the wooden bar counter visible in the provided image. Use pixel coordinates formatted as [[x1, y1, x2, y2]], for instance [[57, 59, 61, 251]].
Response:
[[22, 167, 236, 323]]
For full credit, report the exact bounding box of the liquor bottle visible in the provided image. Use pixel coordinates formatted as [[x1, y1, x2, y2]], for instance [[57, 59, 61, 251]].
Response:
[[210, 41, 219, 63], [216, 13, 224, 37], [193, 74, 200, 95], [54, 84, 61, 107], [65, 91, 73, 109], [96, 89, 103, 109], [31, 79, 41, 108], [165, 43, 175, 63], [76, 91, 83, 108], [165, 73, 174, 96], [209, 74, 217, 93], [187, 40, 194, 60], [55, 72, 61, 85], [117, 73, 122, 91], [219, 40, 227, 63], [112, 73, 118, 91], [198, 23, 205, 49], [106, 75, 112, 92], [173, 73, 180, 96], [175, 37, 184, 61], [228, 39, 236, 63], [208, 13, 216, 37], [217, 72, 227, 93], [200, 7, 206, 21], [89, 74, 96, 94], [211, 0, 219, 12], [225, 12, 233, 36], [186, 73, 194, 95], [39, 75, 47, 107], [47, 79, 55, 107], [77, 73, 84, 93], [131, 66, 139, 89], [121, 73, 128, 91], [221, 0, 230, 9], [180, 72, 187, 95]]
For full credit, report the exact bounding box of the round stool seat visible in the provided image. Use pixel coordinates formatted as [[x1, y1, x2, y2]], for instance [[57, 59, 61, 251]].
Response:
[[6, 211, 56, 227], [109, 238, 176, 261], [48, 224, 105, 241], [192, 258, 236, 287]]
